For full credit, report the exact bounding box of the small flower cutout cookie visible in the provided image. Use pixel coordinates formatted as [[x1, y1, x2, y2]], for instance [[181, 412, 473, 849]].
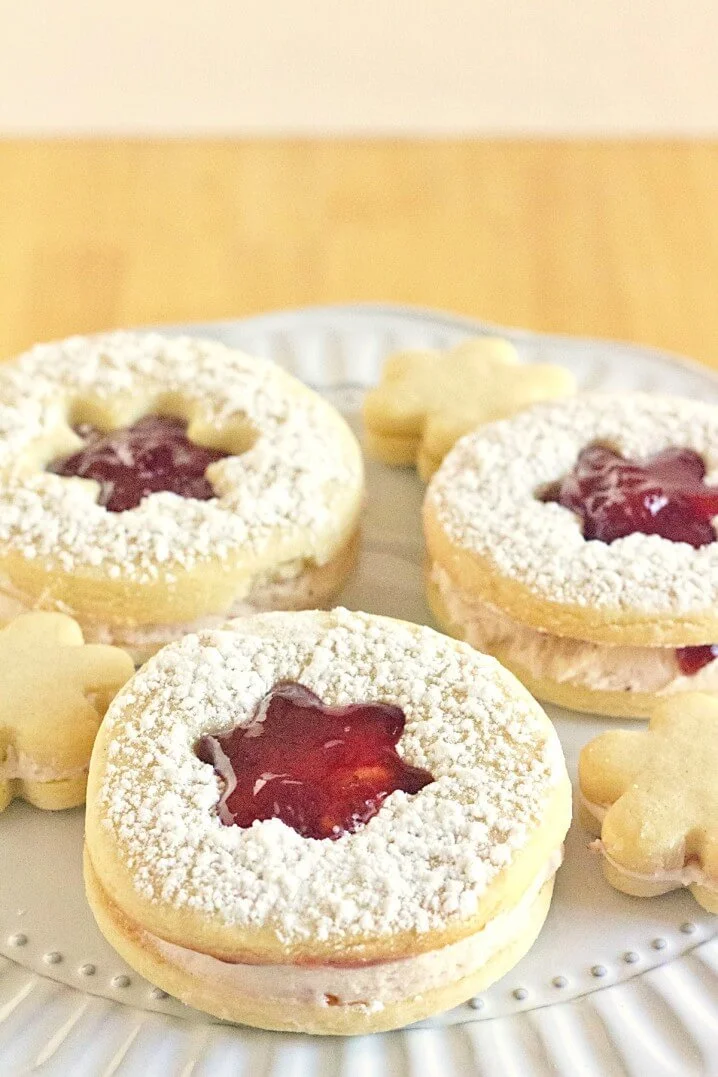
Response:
[[580, 693, 718, 912], [362, 337, 576, 480], [0, 613, 134, 812]]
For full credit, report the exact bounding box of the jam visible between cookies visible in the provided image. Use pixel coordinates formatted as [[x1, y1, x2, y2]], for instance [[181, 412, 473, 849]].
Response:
[[676, 645, 718, 676], [541, 444, 718, 548], [48, 415, 229, 512], [196, 682, 434, 840]]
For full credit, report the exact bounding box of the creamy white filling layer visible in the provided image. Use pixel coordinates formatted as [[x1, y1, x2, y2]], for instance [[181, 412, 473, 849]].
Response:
[[0, 745, 87, 784], [146, 848, 563, 1012], [431, 564, 718, 695], [580, 793, 608, 825], [590, 840, 718, 894], [582, 797, 718, 893]]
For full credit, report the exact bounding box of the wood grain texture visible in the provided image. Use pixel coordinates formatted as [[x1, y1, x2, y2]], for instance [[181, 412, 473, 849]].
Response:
[[0, 140, 716, 367]]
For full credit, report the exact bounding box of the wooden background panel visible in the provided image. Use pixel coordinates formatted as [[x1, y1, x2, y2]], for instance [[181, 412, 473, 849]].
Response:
[[0, 140, 716, 367]]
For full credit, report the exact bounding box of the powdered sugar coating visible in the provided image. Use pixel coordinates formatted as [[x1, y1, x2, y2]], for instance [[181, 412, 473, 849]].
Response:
[[0, 332, 362, 580], [97, 609, 564, 942], [428, 393, 718, 617]]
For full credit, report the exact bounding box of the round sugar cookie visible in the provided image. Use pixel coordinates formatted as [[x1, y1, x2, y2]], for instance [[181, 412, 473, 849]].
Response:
[[0, 332, 364, 663], [425, 393, 718, 719], [84, 608, 570, 1034]]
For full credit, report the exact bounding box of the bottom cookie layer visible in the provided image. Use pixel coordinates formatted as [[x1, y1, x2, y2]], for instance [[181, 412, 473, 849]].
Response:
[[84, 849, 555, 1036], [0, 530, 359, 665], [364, 429, 441, 481], [581, 798, 718, 914], [482, 658, 659, 720], [0, 773, 87, 812], [426, 571, 699, 720]]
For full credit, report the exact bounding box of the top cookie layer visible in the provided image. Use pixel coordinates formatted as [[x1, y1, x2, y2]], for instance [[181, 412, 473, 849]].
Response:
[[0, 332, 363, 583], [425, 394, 718, 645], [87, 609, 568, 960]]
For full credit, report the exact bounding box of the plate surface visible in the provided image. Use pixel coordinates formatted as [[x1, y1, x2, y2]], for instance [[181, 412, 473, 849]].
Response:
[[2, 305, 718, 1076]]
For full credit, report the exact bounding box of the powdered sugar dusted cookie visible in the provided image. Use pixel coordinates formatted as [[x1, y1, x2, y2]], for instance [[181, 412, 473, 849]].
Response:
[[580, 693, 718, 912], [0, 332, 364, 663], [363, 337, 575, 479], [0, 612, 133, 811], [425, 393, 718, 719], [84, 608, 570, 1034]]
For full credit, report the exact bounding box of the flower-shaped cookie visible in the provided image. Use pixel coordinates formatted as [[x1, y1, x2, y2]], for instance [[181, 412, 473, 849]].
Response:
[[362, 337, 576, 480], [0, 613, 134, 811], [579, 693, 718, 912]]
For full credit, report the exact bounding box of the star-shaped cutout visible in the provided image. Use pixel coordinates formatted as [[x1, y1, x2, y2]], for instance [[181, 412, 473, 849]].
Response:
[[363, 337, 575, 480], [543, 444, 718, 547], [197, 681, 433, 840], [48, 415, 230, 512], [579, 693, 718, 911], [0, 613, 134, 811]]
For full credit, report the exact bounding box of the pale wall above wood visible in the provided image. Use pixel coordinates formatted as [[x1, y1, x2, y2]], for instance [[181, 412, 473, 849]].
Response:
[[1, 1, 717, 135]]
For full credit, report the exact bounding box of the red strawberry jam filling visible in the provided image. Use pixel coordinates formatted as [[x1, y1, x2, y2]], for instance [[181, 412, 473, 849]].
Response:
[[196, 682, 434, 840], [48, 415, 229, 512], [542, 444, 718, 678], [676, 645, 718, 676], [541, 444, 718, 548]]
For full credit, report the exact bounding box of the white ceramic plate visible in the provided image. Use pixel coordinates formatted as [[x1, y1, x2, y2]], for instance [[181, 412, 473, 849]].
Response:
[[2, 305, 718, 1076]]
